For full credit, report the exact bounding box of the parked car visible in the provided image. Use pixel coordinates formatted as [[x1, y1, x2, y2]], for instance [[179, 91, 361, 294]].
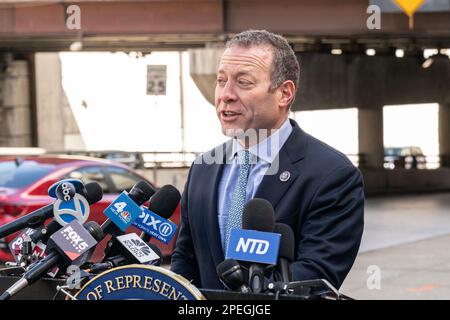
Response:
[[0, 155, 180, 263], [384, 146, 427, 170]]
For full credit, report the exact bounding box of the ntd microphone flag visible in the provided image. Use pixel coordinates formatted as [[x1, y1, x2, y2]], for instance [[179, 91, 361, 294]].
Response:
[[103, 191, 143, 231], [226, 229, 281, 265], [132, 207, 177, 244]]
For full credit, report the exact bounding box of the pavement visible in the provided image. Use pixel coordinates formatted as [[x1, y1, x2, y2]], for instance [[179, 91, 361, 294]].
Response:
[[340, 233, 450, 299], [340, 192, 450, 299]]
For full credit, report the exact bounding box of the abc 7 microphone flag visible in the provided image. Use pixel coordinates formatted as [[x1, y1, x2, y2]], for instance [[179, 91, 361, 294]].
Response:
[[49, 180, 90, 226]]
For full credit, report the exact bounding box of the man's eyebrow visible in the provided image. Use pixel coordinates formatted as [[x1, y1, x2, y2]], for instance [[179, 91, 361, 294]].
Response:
[[216, 69, 255, 78], [235, 70, 255, 78]]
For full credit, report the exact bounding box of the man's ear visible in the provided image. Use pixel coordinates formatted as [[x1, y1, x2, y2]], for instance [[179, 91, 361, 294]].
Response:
[[278, 80, 296, 109]]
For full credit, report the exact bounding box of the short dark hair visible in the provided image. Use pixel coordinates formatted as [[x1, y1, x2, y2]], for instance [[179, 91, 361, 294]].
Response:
[[226, 30, 300, 98]]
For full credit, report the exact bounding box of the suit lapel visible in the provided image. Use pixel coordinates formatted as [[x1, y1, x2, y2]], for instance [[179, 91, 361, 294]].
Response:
[[254, 148, 300, 213], [203, 142, 232, 266], [254, 119, 307, 212]]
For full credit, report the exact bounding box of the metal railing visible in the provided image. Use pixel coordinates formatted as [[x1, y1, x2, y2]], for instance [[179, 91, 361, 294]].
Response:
[[0, 148, 448, 170]]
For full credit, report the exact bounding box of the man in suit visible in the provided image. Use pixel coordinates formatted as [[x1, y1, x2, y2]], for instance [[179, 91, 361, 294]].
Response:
[[171, 30, 364, 290]]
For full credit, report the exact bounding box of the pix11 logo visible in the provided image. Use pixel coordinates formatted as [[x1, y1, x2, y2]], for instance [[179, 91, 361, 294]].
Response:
[[132, 208, 177, 244]]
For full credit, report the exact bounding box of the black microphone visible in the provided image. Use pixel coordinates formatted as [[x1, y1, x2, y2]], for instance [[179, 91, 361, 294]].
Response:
[[242, 198, 275, 294], [29, 182, 104, 245], [273, 223, 295, 283], [0, 181, 104, 239], [0, 221, 104, 300], [217, 259, 250, 293], [89, 242, 162, 274], [101, 232, 161, 267], [100, 180, 155, 238], [140, 184, 181, 243]]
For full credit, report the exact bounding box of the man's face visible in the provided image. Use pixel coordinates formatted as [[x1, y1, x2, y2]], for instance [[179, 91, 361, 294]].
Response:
[[215, 45, 286, 137]]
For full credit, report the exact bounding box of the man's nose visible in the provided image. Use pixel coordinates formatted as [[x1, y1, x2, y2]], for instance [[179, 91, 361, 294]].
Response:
[[219, 81, 238, 104]]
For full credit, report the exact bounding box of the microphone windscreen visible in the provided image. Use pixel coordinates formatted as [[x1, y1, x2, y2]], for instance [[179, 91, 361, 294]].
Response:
[[83, 221, 104, 241], [134, 180, 156, 197], [129, 180, 156, 206], [274, 223, 295, 261], [148, 185, 181, 219], [242, 198, 275, 232], [84, 182, 103, 204], [216, 258, 240, 276]]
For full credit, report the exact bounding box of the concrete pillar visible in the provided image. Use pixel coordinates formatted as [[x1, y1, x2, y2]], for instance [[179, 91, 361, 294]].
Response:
[[35, 53, 64, 151], [358, 107, 384, 169], [35, 53, 85, 151], [0, 60, 32, 147], [439, 103, 450, 167], [62, 90, 86, 150], [188, 47, 224, 106]]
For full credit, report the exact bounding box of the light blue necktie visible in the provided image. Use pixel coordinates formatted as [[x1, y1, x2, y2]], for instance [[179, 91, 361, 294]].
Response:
[[224, 149, 251, 253]]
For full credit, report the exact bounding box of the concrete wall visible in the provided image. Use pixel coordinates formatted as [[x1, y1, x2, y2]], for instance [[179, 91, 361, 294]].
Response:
[[295, 53, 450, 111], [362, 168, 450, 195], [439, 103, 450, 167], [188, 47, 224, 106], [34, 52, 85, 151], [0, 58, 32, 147]]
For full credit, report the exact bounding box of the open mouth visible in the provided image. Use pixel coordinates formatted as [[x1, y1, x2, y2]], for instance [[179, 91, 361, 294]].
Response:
[[221, 111, 241, 121]]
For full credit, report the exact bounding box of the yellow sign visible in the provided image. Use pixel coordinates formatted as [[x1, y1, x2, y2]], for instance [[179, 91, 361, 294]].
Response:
[[394, 0, 425, 16], [394, 0, 426, 29]]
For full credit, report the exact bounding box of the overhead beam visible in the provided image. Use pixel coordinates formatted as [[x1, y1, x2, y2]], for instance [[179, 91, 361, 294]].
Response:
[[294, 53, 450, 111], [0, 0, 449, 51]]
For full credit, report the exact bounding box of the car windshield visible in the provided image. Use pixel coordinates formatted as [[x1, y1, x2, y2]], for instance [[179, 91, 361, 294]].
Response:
[[0, 160, 54, 188], [385, 148, 402, 157]]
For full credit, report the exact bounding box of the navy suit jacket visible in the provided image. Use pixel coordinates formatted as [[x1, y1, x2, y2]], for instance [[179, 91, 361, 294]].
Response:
[[171, 119, 364, 290]]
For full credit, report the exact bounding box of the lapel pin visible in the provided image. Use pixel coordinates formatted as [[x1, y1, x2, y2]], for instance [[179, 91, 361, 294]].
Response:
[[279, 170, 290, 182]]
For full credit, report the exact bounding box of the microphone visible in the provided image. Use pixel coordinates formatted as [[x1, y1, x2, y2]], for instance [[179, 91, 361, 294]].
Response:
[[8, 228, 36, 264], [101, 232, 161, 267], [7, 182, 103, 267], [0, 181, 103, 239], [100, 180, 155, 237], [89, 242, 162, 274], [242, 198, 275, 294], [273, 223, 295, 283], [217, 259, 250, 294], [0, 221, 104, 300], [139, 184, 181, 243], [29, 182, 104, 245]]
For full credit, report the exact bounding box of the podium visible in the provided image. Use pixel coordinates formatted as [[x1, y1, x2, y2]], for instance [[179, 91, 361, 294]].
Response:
[[0, 275, 351, 300], [0, 263, 351, 300]]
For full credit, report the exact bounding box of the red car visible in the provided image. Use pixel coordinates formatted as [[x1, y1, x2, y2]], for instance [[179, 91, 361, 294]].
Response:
[[0, 155, 180, 263]]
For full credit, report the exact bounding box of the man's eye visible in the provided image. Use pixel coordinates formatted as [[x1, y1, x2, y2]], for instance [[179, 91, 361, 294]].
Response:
[[217, 79, 226, 86], [238, 79, 251, 86]]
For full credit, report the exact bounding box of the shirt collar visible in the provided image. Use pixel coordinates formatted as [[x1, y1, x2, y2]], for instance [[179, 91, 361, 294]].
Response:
[[231, 118, 293, 164]]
